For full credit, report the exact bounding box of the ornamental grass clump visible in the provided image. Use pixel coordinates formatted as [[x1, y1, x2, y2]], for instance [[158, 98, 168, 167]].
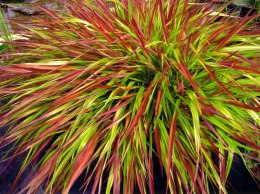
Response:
[[0, 0, 259, 193]]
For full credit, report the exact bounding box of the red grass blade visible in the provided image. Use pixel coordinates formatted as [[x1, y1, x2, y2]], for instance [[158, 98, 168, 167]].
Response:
[[167, 111, 178, 191]]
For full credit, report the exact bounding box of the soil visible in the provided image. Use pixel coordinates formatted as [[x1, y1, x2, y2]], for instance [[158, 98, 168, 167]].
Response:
[[1, 0, 63, 34]]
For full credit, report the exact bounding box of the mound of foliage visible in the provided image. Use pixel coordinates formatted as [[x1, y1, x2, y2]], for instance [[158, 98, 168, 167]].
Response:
[[0, 0, 259, 193]]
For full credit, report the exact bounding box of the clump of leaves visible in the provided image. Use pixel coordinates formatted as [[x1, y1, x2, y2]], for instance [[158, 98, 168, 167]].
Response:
[[0, 7, 12, 53], [0, 0, 259, 193]]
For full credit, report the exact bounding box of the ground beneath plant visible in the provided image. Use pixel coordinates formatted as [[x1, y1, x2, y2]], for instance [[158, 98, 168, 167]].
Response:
[[1, 0, 64, 34]]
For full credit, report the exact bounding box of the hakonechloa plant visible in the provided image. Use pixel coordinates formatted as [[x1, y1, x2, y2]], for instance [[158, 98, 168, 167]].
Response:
[[0, 0, 259, 193]]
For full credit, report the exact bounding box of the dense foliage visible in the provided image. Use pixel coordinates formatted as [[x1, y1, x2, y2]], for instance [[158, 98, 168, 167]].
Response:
[[0, 0, 259, 193]]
